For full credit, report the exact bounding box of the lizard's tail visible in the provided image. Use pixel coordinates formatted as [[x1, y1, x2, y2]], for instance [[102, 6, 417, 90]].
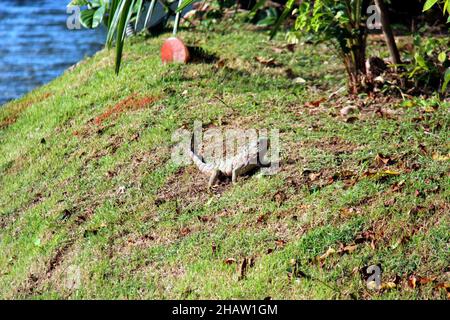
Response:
[[188, 133, 214, 174]]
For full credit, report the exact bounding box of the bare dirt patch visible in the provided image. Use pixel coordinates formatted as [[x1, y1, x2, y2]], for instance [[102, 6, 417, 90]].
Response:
[[0, 92, 52, 130], [94, 94, 159, 125], [155, 166, 230, 208]]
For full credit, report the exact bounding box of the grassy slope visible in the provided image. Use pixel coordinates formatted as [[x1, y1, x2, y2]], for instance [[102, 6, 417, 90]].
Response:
[[0, 24, 449, 299]]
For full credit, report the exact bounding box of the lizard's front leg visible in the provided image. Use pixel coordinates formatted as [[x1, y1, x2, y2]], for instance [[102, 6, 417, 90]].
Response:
[[208, 169, 220, 189], [232, 168, 238, 184]]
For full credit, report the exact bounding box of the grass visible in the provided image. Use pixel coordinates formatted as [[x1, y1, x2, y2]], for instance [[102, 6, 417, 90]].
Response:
[[0, 23, 449, 299]]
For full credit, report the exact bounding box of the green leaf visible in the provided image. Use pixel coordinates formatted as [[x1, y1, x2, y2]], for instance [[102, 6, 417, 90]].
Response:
[[176, 0, 196, 13], [438, 51, 447, 63], [415, 53, 429, 70], [134, 0, 144, 29], [249, 0, 267, 18], [80, 8, 96, 28], [423, 0, 439, 12], [68, 0, 89, 7], [115, 0, 134, 74], [107, 0, 127, 48], [107, 0, 120, 29], [441, 68, 450, 93], [92, 5, 106, 28], [270, 0, 296, 39]]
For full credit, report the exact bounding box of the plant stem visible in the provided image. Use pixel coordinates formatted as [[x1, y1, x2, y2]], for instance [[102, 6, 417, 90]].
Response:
[[173, 0, 183, 35], [374, 0, 401, 65]]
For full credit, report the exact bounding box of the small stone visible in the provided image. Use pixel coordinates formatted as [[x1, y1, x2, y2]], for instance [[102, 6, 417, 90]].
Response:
[[340, 106, 358, 117], [293, 77, 306, 84], [161, 37, 190, 64]]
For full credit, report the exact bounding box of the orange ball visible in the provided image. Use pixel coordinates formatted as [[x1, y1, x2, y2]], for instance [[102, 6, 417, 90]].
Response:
[[161, 37, 190, 64]]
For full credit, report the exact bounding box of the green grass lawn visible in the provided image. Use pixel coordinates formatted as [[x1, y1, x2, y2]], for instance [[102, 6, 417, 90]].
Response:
[[0, 24, 449, 299]]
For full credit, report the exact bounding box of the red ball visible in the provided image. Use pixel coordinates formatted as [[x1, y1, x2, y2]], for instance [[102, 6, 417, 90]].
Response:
[[161, 37, 190, 64]]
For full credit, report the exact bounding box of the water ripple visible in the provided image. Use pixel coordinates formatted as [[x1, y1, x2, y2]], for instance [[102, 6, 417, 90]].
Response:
[[0, 0, 105, 105]]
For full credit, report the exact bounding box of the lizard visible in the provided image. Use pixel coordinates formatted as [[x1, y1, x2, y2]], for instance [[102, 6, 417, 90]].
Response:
[[188, 133, 270, 188]]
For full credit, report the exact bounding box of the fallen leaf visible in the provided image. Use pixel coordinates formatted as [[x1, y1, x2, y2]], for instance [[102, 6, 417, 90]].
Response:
[[340, 207, 357, 218], [308, 172, 321, 182], [305, 98, 326, 108], [238, 258, 248, 280], [340, 106, 358, 117], [381, 282, 397, 290], [408, 275, 417, 288], [318, 247, 336, 261], [345, 116, 359, 123], [270, 46, 283, 54], [418, 276, 436, 285], [367, 281, 379, 290], [432, 153, 450, 161], [293, 77, 306, 84], [384, 198, 396, 207], [255, 56, 280, 67], [374, 154, 394, 167], [285, 43, 296, 52], [340, 244, 358, 254], [224, 258, 237, 265], [180, 227, 191, 236], [275, 239, 287, 248], [383, 170, 400, 175], [391, 180, 405, 192]]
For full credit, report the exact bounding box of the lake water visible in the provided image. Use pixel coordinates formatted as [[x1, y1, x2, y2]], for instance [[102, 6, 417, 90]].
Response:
[[0, 0, 105, 106]]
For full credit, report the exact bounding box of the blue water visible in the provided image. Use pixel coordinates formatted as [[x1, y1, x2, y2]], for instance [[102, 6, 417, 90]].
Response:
[[0, 0, 105, 105]]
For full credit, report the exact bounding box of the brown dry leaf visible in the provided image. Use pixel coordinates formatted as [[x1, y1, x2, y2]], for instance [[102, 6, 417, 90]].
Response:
[[355, 229, 376, 246], [224, 258, 237, 265], [432, 153, 450, 161], [308, 172, 321, 182], [275, 239, 287, 248], [305, 98, 326, 108], [340, 207, 357, 218], [237, 257, 255, 281], [180, 227, 191, 236], [345, 116, 359, 123], [285, 43, 296, 52], [270, 46, 283, 54], [254, 56, 279, 67], [318, 247, 336, 261], [436, 282, 450, 289], [216, 59, 226, 68], [418, 276, 436, 285], [374, 154, 393, 167], [256, 214, 267, 224], [273, 191, 287, 206], [418, 144, 428, 155], [436, 282, 450, 298], [340, 244, 358, 254], [391, 180, 405, 192], [238, 258, 248, 281], [198, 215, 209, 223], [408, 275, 417, 288], [381, 282, 397, 290]]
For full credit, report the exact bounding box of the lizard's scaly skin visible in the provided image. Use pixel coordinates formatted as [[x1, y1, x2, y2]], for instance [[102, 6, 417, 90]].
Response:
[[189, 136, 268, 187]]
